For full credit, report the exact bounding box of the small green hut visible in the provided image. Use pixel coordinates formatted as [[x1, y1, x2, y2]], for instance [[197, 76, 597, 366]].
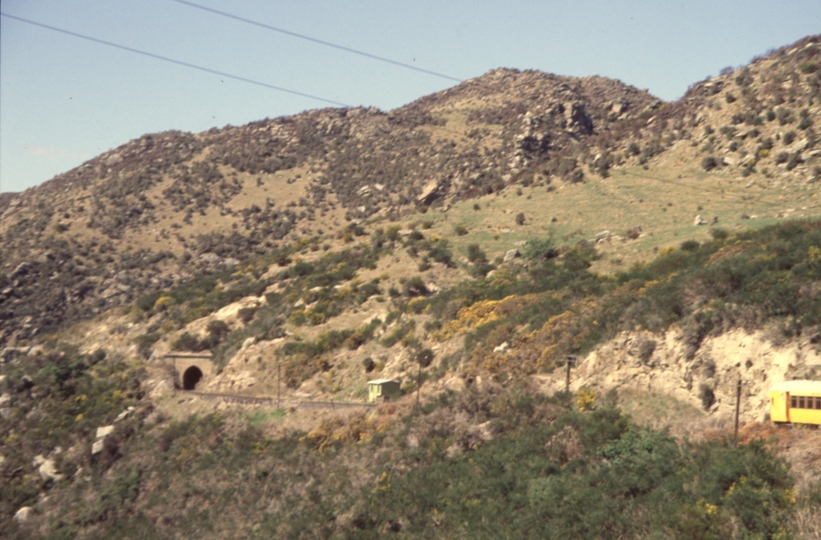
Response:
[[368, 379, 401, 404]]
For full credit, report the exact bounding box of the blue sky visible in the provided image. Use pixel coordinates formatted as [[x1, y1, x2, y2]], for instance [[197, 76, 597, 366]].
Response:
[[1, 0, 819, 193]]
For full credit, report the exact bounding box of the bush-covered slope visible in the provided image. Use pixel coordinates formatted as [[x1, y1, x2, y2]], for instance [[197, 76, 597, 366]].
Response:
[[3, 219, 821, 538], [372, 219, 821, 389], [2, 384, 812, 539]]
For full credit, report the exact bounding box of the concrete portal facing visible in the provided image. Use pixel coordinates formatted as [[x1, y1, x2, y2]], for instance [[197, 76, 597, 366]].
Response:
[[164, 353, 215, 391]]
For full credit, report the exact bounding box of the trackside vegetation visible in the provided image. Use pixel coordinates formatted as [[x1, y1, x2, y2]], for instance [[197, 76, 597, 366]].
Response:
[[2, 384, 813, 539]]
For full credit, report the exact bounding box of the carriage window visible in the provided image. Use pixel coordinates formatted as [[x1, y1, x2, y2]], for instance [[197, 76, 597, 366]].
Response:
[[815, 397, 821, 410], [791, 396, 797, 408], [798, 396, 805, 409]]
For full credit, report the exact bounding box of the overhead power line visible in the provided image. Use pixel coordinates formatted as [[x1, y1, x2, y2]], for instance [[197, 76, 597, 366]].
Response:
[[171, 0, 463, 83], [0, 12, 350, 108]]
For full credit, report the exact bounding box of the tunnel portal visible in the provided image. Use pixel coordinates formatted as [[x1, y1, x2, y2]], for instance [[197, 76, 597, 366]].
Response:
[[182, 366, 203, 390]]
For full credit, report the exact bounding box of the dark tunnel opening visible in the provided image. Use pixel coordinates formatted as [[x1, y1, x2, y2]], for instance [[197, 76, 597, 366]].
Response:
[[183, 366, 203, 390]]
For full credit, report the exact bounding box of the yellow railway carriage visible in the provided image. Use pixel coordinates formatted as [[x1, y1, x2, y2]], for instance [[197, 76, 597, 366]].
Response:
[[770, 380, 821, 425]]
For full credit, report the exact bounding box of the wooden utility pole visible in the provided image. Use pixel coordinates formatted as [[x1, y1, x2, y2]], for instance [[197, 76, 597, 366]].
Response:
[[734, 379, 742, 443], [416, 360, 422, 407], [277, 361, 281, 408], [565, 356, 575, 392]]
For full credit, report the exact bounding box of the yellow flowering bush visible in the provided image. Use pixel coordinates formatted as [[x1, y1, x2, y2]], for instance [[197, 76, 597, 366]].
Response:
[[434, 298, 507, 340], [576, 387, 596, 411], [152, 295, 173, 311]]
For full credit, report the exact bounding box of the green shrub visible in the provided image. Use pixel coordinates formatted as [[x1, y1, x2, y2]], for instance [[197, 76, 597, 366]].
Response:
[[428, 239, 454, 266], [423, 319, 442, 333], [134, 332, 160, 359], [701, 156, 719, 171], [381, 320, 415, 347], [699, 383, 715, 410], [786, 153, 801, 170], [172, 332, 201, 352], [135, 290, 163, 313], [735, 67, 753, 86], [523, 238, 558, 261], [800, 60, 818, 74], [776, 107, 794, 125], [720, 126, 737, 139], [562, 246, 595, 271], [415, 348, 435, 368], [237, 306, 257, 324], [784, 131, 796, 145], [403, 276, 429, 297], [567, 169, 584, 183], [710, 228, 729, 240], [198, 319, 230, 350], [207, 319, 229, 338], [636, 338, 656, 364], [466, 243, 485, 263]]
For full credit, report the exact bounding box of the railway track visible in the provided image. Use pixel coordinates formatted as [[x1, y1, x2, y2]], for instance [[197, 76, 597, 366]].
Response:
[[187, 390, 374, 410]]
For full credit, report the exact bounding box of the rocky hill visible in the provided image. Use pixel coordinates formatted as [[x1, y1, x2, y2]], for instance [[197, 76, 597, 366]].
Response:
[[0, 68, 662, 345], [2, 35, 821, 539], [3, 37, 821, 347]]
